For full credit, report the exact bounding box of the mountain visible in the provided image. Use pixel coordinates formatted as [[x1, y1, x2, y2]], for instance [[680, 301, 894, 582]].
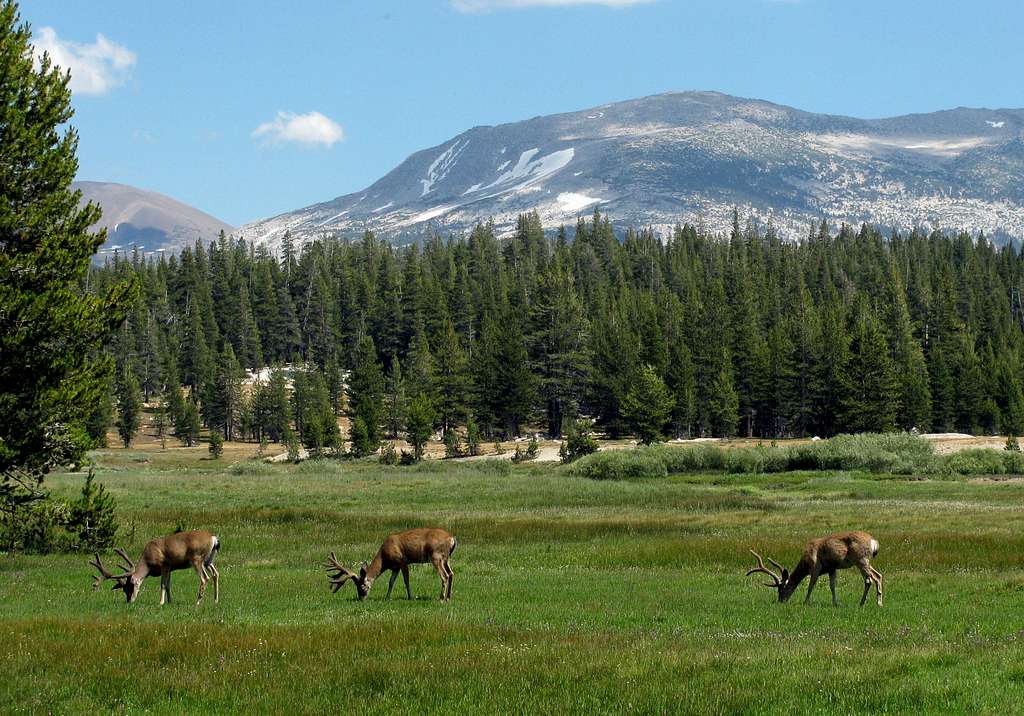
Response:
[[74, 181, 234, 257], [237, 91, 1024, 248]]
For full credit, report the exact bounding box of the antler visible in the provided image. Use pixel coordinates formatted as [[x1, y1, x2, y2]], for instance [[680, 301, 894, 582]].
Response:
[[745, 549, 783, 587], [324, 551, 360, 593], [114, 548, 136, 572], [89, 552, 133, 591]]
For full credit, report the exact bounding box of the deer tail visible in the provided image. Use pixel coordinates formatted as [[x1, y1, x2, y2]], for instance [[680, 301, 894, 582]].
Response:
[[870, 538, 879, 557], [449, 535, 457, 556]]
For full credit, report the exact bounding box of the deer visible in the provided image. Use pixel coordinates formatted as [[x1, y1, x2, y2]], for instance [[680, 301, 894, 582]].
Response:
[[745, 531, 883, 607], [325, 528, 456, 601], [90, 529, 221, 606]]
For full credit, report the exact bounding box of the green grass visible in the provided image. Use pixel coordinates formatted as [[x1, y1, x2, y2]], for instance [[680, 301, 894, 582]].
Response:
[[3, 447, 1024, 713]]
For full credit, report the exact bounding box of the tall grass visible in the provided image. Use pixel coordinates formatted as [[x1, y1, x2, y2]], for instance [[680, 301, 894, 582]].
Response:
[[567, 433, 1023, 479]]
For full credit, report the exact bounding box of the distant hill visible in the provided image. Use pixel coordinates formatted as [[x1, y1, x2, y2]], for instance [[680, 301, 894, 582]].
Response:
[[237, 91, 1024, 249], [74, 181, 234, 258]]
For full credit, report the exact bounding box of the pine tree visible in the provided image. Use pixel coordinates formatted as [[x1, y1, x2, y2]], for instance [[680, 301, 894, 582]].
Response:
[[177, 398, 201, 447], [839, 306, 900, 433], [208, 343, 244, 440], [621, 365, 675, 444], [527, 260, 590, 436], [85, 381, 114, 449], [706, 349, 740, 438], [0, 2, 135, 476], [347, 334, 385, 448], [383, 355, 407, 439], [115, 363, 142, 449], [405, 393, 435, 462], [434, 319, 470, 432]]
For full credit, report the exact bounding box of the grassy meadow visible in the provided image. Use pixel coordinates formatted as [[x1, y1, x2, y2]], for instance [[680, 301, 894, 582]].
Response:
[[3, 442, 1024, 714]]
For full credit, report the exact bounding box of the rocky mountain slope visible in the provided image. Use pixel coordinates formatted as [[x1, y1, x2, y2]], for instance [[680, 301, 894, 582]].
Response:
[[237, 91, 1024, 248], [74, 181, 234, 257]]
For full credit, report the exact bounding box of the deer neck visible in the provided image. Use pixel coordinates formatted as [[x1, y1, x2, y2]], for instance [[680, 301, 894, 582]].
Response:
[[364, 553, 384, 584], [779, 559, 811, 602]]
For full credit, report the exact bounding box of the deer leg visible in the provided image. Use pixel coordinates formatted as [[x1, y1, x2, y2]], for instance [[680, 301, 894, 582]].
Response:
[[207, 562, 220, 603], [194, 561, 208, 606], [386, 569, 399, 600], [870, 566, 883, 607], [444, 560, 454, 601], [857, 564, 872, 606], [402, 565, 411, 599], [160, 570, 170, 605], [804, 569, 820, 604], [432, 557, 447, 601], [828, 571, 838, 606]]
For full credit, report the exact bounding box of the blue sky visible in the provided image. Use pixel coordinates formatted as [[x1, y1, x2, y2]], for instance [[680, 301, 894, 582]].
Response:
[[20, 0, 1024, 227]]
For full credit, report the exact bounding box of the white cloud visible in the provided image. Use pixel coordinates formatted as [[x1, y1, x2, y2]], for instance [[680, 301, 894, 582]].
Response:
[[251, 111, 344, 148], [452, 0, 654, 11], [32, 27, 135, 96]]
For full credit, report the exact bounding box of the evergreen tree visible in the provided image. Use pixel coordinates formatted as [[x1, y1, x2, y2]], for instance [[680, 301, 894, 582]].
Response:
[[405, 393, 435, 462], [208, 343, 243, 441], [621, 365, 675, 444], [0, 1, 135, 478], [528, 261, 590, 436], [434, 319, 470, 432], [839, 306, 900, 433], [177, 399, 201, 447], [383, 355, 407, 439], [115, 363, 142, 449], [347, 335, 385, 448]]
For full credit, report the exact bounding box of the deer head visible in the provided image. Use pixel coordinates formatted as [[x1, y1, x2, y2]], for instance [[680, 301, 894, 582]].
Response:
[[745, 549, 791, 602], [324, 552, 370, 600], [90, 548, 141, 603]]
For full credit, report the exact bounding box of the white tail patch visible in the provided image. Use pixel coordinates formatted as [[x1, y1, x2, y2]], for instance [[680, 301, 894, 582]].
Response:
[[870, 539, 879, 556]]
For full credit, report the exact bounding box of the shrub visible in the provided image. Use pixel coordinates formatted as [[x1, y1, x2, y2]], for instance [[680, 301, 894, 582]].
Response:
[[399, 450, 417, 466], [66, 469, 118, 551], [647, 444, 728, 473], [725, 447, 790, 474], [471, 459, 512, 477], [566, 449, 668, 480], [284, 429, 302, 463], [379, 441, 399, 465], [1006, 435, 1021, 452], [443, 428, 464, 459], [511, 437, 539, 464], [561, 418, 599, 464], [208, 431, 224, 459], [942, 449, 1022, 476], [228, 461, 275, 476], [466, 418, 482, 456]]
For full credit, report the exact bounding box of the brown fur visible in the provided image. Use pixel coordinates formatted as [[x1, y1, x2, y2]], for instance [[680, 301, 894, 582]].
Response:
[[91, 529, 220, 605], [328, 528, 457, 601], [749, 531, 883, 607]]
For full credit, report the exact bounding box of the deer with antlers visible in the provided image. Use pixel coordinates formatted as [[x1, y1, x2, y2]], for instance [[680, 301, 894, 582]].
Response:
[[325, 528, 456, 601], [90, 530, 220, 605], [745, 531, 883, 607]]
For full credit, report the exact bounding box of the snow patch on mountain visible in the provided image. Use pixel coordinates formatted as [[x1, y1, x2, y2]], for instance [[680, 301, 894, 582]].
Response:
[[479, 147, 574, 194], [557, 192, 602, 213], [420, 139, 469, 196]]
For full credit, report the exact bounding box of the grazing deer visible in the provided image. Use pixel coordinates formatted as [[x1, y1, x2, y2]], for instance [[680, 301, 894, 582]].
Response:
[[745, 531, 883, 607], [90, 530, 221, 605], [325, 528, 456, 601]]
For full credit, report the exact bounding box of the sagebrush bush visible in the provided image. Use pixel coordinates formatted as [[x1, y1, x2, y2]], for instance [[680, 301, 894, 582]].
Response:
[[566, 450, 668, 480], [228, 461, 276, 476], [941, 449, 1023, 476]]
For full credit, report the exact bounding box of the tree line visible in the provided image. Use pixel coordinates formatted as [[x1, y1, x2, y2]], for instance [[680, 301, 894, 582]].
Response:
[[87, 210, 1024, 451]]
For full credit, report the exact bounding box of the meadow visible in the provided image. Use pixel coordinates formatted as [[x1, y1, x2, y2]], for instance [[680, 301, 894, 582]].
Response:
[[3, 443, 1024, 714]]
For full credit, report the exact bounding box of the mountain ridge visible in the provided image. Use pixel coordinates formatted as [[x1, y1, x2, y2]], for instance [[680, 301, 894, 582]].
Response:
[[74, 181, 234, 257], [236, 91, 1024, 249]]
